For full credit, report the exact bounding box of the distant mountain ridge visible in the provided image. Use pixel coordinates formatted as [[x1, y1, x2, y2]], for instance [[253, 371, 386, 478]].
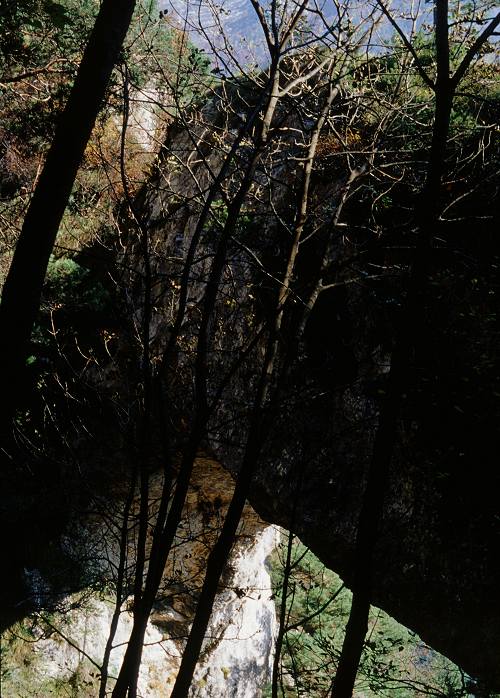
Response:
[[160, 1, 421, 68], [161, 0, 341, 66]]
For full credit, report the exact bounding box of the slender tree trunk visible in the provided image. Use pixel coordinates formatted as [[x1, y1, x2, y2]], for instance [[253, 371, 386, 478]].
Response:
[[0, 0, 137, 461], [110, 61, 282, 697], [169, 61, 340, 697], [331, 357, 403, 698], [331, 5, 454, 696], [166, 83, 286, 690], [331, 591, 370, 697], [271, 529, 295, 698], [110, 157, 274, 692], [99, 476, 137, 698], [109, 611, 151, 697], [169, 410, 266, 698]]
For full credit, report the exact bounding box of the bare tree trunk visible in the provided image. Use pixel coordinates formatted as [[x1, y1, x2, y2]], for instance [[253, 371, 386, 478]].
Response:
[[110, 48, 283, 696], [271, 529, 295, 698], [169, 56, 343, 698], [331, 3, 457, 695], [0, 0, 137, 461], [99, 478, 137, 698], [169, 413, 266, 698], [110, 139, 276, 698]]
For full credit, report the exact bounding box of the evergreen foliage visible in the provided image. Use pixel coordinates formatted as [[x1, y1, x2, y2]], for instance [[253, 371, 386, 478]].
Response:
[[269, 539, 497, 698]]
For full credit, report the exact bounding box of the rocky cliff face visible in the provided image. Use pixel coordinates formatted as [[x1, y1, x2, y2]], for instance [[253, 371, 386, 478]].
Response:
[[3, 69, 498, 695], [120, 85, 500, 691], [2, 460, 278, 697]]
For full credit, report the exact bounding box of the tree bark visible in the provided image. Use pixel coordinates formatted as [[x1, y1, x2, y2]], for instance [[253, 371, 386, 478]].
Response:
[[168, 56, 341, 698], [331, 4, 454, 696], [0, 0, 137, 462], [169, 411, 267, 698], [110, 57, 282, 697], [271, 529, 295, 698]]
